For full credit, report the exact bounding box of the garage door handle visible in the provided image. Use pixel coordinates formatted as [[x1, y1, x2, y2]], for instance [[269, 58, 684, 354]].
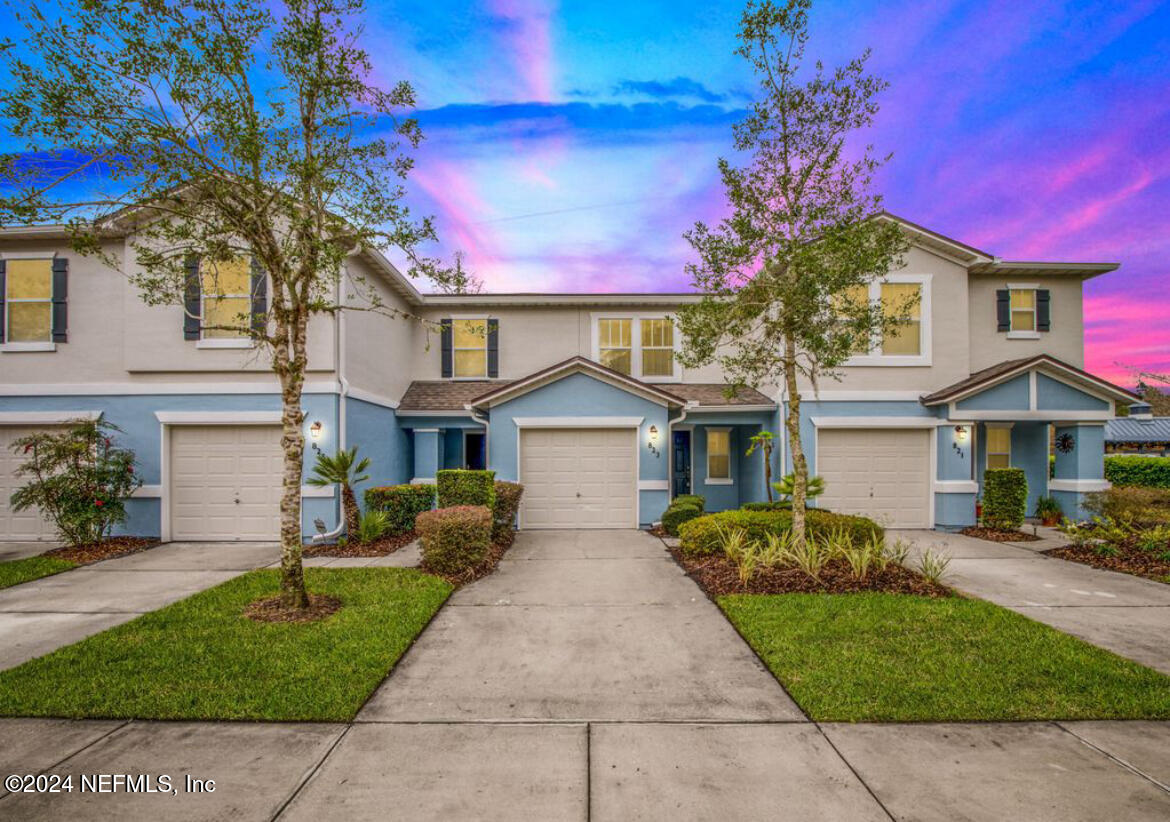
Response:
[[576, 492, 581, 498], [234, 497, 240, 505]]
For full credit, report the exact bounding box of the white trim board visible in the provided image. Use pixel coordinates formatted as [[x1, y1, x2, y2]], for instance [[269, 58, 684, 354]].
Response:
[[799, 391, 924, 401], [0, 381, 342, 396], [0, 411, 102, 424], [935, 480, 978, 494], [344, 387, 400, 410], [1049, 479, 1111, 492], [811, 416, 944, 428], [638, 479, 669, 491], [512, 416, 644, 428]]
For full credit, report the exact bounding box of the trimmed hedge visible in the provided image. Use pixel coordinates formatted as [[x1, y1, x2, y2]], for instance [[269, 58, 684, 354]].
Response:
[[437, 469, 497, 509], [363, 484, 435, 535], [982, 467, 1027, 530], [673, 494, 705, 509], [662, 502, 702, 536], [1105, 456, 1170, 489], [742, 500, 793, 512], [416, 505, 492, 575], [677, 509, 883, 557], [492, 481, 524, 544]]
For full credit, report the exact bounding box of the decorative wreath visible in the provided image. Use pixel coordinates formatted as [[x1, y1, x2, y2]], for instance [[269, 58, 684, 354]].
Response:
[[1055, 432, 1075, 454]]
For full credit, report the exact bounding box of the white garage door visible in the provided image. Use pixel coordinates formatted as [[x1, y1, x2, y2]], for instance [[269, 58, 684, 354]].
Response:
[[817, 428, 931, 528], [170, 425, 283, 541], [519, 428, 636, 529], [0, 426, 57, 541]]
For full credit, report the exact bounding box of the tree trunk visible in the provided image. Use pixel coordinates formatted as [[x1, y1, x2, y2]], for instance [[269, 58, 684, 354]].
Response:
[[275, 313, 310, 610], [342, 485, 360, 540], [764, 439, 774, 503], [783, 338, 808, 548]]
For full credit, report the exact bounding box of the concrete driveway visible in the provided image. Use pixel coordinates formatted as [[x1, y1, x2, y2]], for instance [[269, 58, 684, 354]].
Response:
[[894, 529, 1170, 674], [0, 542, 277, 670]]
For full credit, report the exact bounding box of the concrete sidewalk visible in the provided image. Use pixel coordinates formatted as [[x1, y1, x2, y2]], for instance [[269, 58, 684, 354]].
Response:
[[895, 529, 1170, 674], [0, 542, 277, 670]]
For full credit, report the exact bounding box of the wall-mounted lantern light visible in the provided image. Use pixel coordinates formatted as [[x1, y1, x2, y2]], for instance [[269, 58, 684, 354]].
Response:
[[954, 425, 969, 443], [310, 420, 323, 452], [647, 424, 660, 458]]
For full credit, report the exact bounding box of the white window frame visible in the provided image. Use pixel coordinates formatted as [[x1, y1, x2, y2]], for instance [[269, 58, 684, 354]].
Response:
[[1006, 283, 1041, 340], [199, 258, 252, 343], [590, 312, 680, 382], [843, 273, 932, 367], [985, 423, 1012, 470], [2, 257, 54, 347], [705, 426, 733, 485], [449, 315, 489, 380]]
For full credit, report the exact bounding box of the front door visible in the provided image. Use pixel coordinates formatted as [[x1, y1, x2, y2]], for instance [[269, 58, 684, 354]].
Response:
[[672, 430, 692, 497]]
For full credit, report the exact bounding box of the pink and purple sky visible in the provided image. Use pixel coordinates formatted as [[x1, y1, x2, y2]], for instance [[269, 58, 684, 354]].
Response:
[[371, 0, 1170, 386]]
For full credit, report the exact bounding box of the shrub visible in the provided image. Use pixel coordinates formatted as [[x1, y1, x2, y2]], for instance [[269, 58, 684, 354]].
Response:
[[364, 484, 435, 534], [742, 500, 793, 512], [1034, 495, 1063, 523], [1082, 487, 1170, 526], [981, 468, 1027, 531], [673, 494, 705, 509], [416, 505, 492, 575], [1105, 455, 1170, 488], [8, 419, 142, 547], [356, 510, 390, 543], [772, 472, 825, 501], [437, 469, 497, 509], [306, 446, 369, 539], [661, 501, 702, 536], [678, 509, 883, 557], [492, 481, 524, 545]]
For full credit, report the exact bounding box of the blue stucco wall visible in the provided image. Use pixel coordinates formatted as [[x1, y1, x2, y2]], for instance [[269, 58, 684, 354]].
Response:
[[0, 392, 342, 538], [485, 372, 670, 526], [935, 492, 976, 530], [345, 397, 410, 513], [1053, 424, 1106, 480], [975, 421, 1049, 516], [1036, 374, 1110, 412], [956, 374, 1030, 411], [937, 425, 974, 481]]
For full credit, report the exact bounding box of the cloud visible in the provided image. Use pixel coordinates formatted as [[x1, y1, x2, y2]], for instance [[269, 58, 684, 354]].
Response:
[[613, 76, 736, 104]]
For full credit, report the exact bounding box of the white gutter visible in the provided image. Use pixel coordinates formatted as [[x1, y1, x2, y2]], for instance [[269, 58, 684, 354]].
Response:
[[663, 401, 695, 504], [466, 404, 490, 465], [312, 264, 350, 544]]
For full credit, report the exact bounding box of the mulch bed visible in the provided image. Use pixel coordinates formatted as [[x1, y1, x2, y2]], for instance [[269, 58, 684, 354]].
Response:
[[1046, 545, 1170, 584], [303, 531, 417, 558], [647, 525, 670, 539], [960, 526, 1040, 543], [243, 593, 343, 624], [668, 545, 951, 598], [43, 537, 160, 565]]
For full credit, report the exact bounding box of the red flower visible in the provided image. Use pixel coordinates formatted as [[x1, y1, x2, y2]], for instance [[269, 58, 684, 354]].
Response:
[[24, 444, 32, 453], [93, 499, 104, 507], [127, 466, 134, 474]]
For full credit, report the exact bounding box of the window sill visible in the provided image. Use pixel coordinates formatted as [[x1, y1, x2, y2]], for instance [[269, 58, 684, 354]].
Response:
[[843, 355, 932, 367], [704, 478, 734, 486], [0, 342, 56, 353], [450, 375, 489, 381], [1006, 330, 1041, 340], [196, 339, 254, 349]]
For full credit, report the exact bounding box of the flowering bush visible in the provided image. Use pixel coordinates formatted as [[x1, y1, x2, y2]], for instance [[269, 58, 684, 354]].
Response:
[[9, 419, 143, 546]]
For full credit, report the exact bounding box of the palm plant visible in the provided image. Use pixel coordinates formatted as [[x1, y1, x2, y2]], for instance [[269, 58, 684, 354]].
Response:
[[307, 447, 370, 541], [773, 472, 825, 502]]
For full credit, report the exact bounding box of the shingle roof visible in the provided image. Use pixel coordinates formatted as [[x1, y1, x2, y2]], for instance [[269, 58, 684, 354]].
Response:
[[658, 383, 775, 407], [920, 357, 1036, 405], [398, 380, 506, 412], [1105, 417, 1170, 444]]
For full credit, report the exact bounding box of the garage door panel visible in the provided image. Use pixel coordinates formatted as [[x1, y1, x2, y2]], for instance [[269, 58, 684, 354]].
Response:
[[0, 426, 60, 541], [170, 426, 282, 541], [818, 428, 930, 529], [519, 428, 636, 529]]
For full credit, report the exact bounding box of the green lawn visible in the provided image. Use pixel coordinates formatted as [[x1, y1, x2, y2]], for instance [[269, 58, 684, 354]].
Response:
[[0, 556, 77, 590], [720, 592, 1170, 722], [0, 567, 452, 721]]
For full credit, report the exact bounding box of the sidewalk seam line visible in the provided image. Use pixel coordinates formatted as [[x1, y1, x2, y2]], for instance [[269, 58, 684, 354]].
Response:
[[1054, 721, 1170, 795], [0, 719, 130, 804], [270, 724, 352, 821], [815, 722, 897, 821]]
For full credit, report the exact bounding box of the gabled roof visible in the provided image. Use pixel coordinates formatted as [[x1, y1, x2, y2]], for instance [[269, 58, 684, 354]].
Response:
[[920, 354, 1139, 406], [398, 380, 507, 413], [1105, 417, 1170, 444], [659, 383, 775, 408], [469, 356, 687, 409]]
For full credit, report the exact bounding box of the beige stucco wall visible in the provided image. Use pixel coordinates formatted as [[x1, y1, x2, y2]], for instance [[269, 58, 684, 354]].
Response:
[[1, 236, 336, 387], [967, 274, 1085, 370], [342, 253, 419, 400]]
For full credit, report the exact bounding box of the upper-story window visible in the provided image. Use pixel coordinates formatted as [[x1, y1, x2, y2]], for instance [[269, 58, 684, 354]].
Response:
[[1009, 289, 1035, 332], [996, 285, 1049, 339], [453, 318, 487, 378], [1, 257, 66, 350], [593, 314, 678, 380], [200, 257, 252, 340], [4, 259, 53, 342], [841, 275, 931, 367]]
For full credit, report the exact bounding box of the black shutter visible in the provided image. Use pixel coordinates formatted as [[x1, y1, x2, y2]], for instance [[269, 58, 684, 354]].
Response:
[[250, 259, 267, 336], [183, 255, 201, 340], [1036, 289, 1051, 332], [487, 318, 499, 378], [0, 259, 6, 343], [995, 289, 1010, 332], [51, 257, 68, 342], [440, 319, 453, 378]]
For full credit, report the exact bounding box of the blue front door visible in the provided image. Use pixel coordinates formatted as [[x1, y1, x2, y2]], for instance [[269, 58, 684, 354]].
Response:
[[672, 430, 692, 497]]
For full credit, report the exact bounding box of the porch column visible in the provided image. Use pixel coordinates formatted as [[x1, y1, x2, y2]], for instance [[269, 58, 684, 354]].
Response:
[[412, 428, 442, 484], [1050, 423, 1109, 521]]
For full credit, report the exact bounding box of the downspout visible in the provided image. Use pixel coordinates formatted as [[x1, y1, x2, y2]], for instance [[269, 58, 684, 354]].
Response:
[[664, 402, 694, 507], [312, 263, 351, 544], [466, 404, 489, 466]]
